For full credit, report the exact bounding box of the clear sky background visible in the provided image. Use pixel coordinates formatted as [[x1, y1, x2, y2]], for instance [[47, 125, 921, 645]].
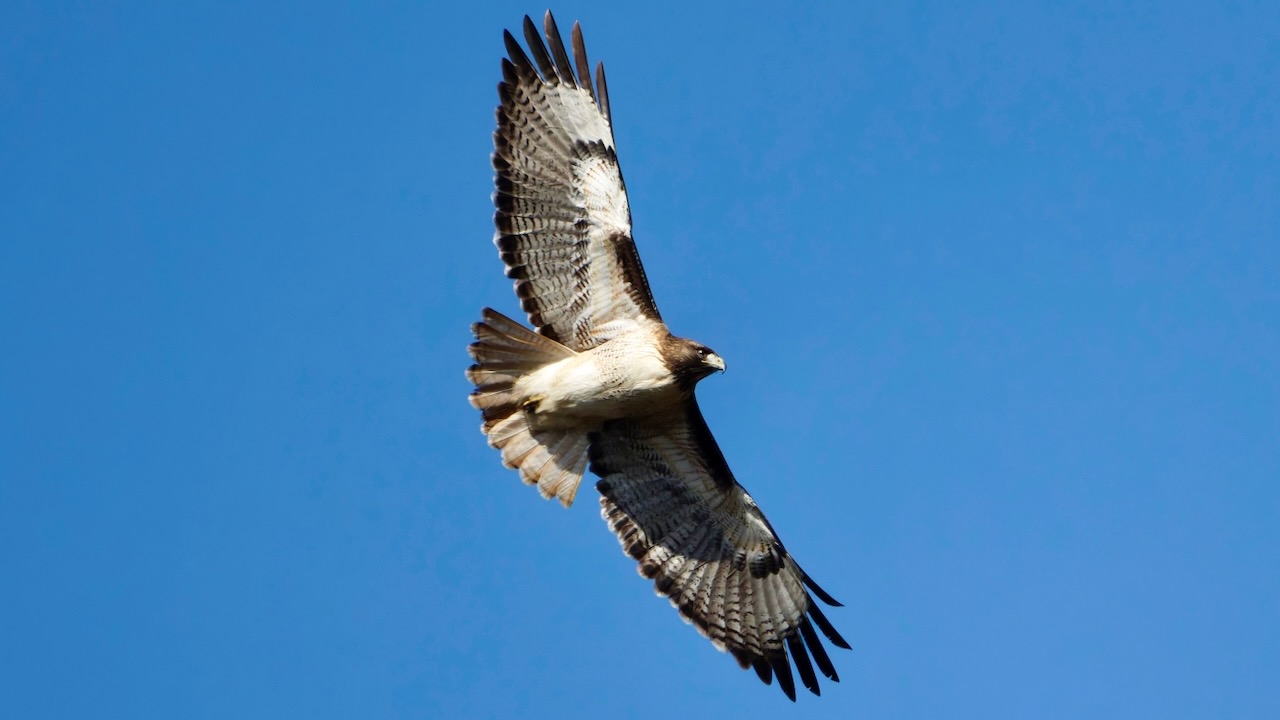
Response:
[[3, 1, 1278, 718]]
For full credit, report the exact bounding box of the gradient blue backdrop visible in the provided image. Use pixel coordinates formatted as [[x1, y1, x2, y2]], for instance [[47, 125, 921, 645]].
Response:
[[3, 1, 1278, 718]]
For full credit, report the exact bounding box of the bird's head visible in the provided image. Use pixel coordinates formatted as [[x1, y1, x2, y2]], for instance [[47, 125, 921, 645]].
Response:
[[666, 336, 726, 387]]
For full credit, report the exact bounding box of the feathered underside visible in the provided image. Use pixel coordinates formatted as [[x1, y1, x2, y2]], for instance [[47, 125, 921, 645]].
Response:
[[590, 404, 851, 701], [493, 12, 662, 352]]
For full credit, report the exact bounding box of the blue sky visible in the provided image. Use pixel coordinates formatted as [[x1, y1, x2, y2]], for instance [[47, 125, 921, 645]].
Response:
[[3, 1, 1278, 717]]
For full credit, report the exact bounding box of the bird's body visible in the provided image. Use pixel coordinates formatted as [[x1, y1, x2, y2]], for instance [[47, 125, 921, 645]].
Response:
[[468, 12, 849, 701], [516, 325, 708, 424]]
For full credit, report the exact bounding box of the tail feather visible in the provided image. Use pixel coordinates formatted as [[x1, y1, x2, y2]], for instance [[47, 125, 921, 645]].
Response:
[[486, 410, 528, 446], [531, 432, 590, 502], [467, 307, 590, 507], [470, 308, 573, 361], [467, 307, 574, 423], [466, 363, 529, 388]]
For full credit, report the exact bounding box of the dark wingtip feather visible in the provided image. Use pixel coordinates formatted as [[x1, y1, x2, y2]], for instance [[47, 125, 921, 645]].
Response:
[[502, 29, 533, 77], [499, 57, 520, 88], [807, 600, 852, 650], [802, 572, 843, 607], [787, 633, 820, 696], [752, 657, 773, 686], [595, 61, 611, 124], [800, 617, 839, 682], [729, 649, 752, 670], [571, 22, 593, 101], [522, 15, 555, 81], [769, 651, 797, 701], [542, 11, 576, 85]]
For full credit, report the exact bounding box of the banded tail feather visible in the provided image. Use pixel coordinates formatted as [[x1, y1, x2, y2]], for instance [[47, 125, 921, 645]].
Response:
[[467, 308, 590, 506]]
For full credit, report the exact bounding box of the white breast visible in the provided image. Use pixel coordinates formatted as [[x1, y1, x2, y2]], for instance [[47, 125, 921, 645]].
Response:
[[514, 329, 678, 425]]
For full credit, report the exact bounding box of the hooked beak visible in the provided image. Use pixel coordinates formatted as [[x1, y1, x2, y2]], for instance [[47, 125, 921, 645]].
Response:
[[705, 353, 726, 373]]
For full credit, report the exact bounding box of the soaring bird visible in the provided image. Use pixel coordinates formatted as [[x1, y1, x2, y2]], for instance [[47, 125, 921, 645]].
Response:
[[468, 11, 849, 700]]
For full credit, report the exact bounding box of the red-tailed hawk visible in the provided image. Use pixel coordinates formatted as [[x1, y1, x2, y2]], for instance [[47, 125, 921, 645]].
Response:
[[467, 12, 850, 700]]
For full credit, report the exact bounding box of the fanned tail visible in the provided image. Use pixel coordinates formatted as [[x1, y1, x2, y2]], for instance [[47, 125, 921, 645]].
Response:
[[467, 307, 590, 506]]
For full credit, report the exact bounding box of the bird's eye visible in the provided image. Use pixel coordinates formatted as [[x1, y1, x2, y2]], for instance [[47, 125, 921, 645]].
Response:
[[697, 347, 708, 357]]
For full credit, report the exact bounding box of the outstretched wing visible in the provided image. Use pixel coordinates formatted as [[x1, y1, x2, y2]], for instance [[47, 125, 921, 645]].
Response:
[[493, 12, 662, 351], [590, 403, 851, 701]]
